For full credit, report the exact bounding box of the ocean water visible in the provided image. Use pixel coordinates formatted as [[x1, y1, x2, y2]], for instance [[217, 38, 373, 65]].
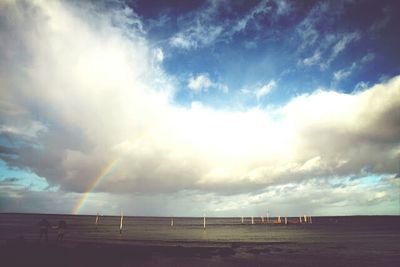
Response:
[[1, 213, 399, 246]]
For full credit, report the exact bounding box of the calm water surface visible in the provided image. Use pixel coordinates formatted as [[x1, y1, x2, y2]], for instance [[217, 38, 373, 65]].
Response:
[[1, 213, 399, 246]]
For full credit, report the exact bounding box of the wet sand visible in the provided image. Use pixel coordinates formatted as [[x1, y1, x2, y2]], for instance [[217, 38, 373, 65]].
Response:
[[1, 213, 400, 266]]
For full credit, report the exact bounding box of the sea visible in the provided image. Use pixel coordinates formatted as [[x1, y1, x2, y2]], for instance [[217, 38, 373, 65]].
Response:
[[1, 213, 399, 246]]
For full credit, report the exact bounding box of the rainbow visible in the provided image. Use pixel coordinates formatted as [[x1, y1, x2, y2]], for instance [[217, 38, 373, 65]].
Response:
[[72, 158, 119, 214]]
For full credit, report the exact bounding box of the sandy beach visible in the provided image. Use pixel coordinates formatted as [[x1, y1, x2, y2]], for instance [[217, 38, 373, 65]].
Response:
[[1, 213, 400, 266]]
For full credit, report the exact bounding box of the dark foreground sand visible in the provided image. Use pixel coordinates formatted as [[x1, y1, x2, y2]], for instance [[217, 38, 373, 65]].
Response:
[[2, 237, 400, 267]]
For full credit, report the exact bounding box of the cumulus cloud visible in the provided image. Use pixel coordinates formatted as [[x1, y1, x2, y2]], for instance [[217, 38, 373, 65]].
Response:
[[0, 0, 173, 191], [1, 0, 400, 215]]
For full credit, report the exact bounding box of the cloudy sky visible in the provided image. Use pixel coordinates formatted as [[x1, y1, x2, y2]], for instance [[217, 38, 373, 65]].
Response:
[[1, 0, 400, 216]]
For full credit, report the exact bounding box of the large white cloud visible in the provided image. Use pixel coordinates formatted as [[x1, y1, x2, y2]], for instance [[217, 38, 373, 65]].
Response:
[[1, 0, 400, 215]]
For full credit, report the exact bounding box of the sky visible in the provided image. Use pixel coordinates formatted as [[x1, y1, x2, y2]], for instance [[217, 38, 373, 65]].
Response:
[[1, 0, 400, 217]]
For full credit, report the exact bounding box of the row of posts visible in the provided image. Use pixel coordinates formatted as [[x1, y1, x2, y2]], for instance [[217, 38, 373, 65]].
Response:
[[95, 212, 313, 234], [243, 215, 312, 225]]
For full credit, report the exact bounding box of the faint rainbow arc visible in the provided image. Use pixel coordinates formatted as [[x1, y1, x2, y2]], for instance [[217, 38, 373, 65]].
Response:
[[72, 158, 119, 214]]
